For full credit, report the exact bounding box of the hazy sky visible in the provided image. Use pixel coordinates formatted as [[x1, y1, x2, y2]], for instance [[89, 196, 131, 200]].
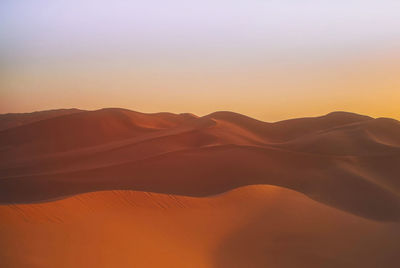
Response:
[[1, 0, 400, 121]]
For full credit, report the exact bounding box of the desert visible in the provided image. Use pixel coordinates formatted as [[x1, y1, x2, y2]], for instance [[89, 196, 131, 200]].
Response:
[[1, 108, 399, 267]]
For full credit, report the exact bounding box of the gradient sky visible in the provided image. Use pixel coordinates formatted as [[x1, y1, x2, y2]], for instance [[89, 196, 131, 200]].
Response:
[[1, 0, 400, 121]]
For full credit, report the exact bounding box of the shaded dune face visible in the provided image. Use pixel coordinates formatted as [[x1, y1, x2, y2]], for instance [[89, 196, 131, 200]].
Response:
[[0, 108, 197, 155], [0, 108, 83, 131], [1, 109, 400, 268]]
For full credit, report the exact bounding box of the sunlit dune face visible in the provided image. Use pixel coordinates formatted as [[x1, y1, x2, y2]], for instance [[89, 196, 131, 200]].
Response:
[[1, 187, 399, 268]]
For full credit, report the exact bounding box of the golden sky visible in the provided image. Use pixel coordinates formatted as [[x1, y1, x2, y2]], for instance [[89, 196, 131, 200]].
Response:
[[1, 1, 400, 121]]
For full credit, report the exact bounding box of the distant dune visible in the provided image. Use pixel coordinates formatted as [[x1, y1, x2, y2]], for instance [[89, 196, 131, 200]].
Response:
[[0, 108, 83, 131], [1, 108, 400, 267]]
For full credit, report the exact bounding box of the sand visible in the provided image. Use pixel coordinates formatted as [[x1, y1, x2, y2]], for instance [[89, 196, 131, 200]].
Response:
[[1, 108, 399, 267]]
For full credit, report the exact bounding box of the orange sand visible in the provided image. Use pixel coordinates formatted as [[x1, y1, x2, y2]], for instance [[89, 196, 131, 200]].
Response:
[[1, 109, 400, 267]]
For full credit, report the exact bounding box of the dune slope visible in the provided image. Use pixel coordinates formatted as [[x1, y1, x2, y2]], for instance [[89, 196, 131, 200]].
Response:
[[1, 186, 399, 268]]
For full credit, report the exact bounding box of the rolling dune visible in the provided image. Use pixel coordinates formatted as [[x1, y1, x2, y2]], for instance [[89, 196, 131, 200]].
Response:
[[1, 186, 399, 268], [0, 109, 83, 131], [1, 109, 400, 267]]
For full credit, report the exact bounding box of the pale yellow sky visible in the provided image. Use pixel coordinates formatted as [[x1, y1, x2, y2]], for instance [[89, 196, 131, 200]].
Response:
[[1, 1, 400, 121], [2, 50, 399, 121]]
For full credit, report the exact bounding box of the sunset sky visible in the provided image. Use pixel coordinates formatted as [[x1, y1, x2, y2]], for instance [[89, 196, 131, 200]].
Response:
[[1, 0, 400, 121]]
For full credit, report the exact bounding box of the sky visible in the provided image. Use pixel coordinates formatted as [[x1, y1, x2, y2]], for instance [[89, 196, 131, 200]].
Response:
[[1, 0, 400, 121]]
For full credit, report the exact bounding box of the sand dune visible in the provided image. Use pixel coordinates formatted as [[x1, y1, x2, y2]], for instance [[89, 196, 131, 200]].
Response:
[[0, 108, 197, 155], [1, 186, 399, 268], [1, 108, 400, 267], [1, 109, 399, 219], [0, 108, 83, 131]]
